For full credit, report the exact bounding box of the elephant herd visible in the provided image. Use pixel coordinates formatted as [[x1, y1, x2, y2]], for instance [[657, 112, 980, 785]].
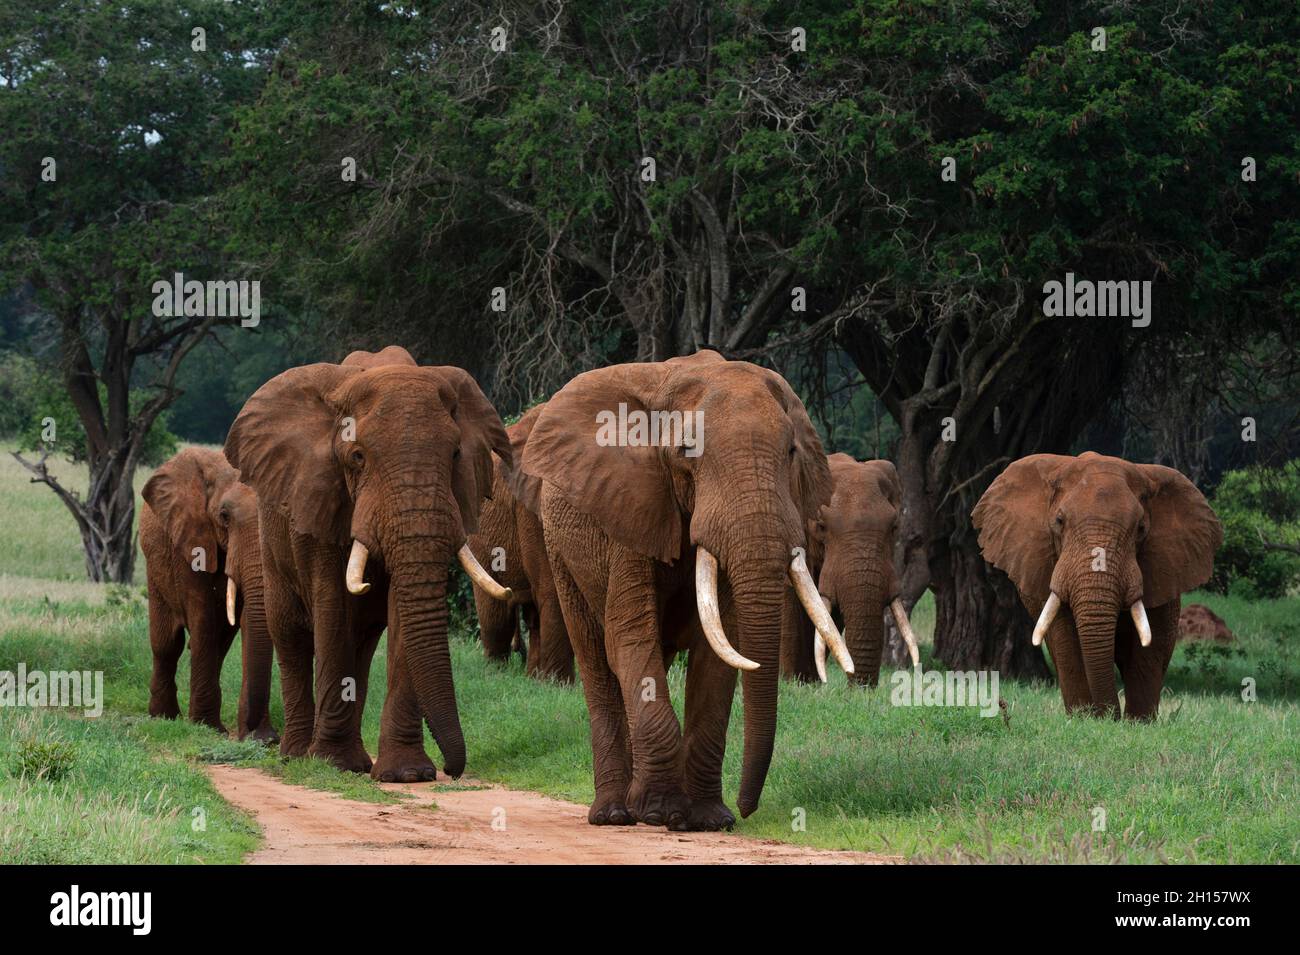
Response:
[[141, 346, 1222, 831]]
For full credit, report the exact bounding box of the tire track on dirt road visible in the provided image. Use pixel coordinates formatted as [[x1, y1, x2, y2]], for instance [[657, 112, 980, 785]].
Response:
[[207, 765, 898, 865]]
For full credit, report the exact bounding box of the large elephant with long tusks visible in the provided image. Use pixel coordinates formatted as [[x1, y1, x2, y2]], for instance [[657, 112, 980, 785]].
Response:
[[514, 350, 850, 831], [224, 345, 511, 781], [780, 453, 920, 685], [973, 452, 1221, 719]]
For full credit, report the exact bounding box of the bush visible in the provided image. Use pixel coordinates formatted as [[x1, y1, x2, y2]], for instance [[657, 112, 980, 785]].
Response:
[[1, 351, 178, 466], [13, 739, 77, 782], [1209, 462, 1300, 598]]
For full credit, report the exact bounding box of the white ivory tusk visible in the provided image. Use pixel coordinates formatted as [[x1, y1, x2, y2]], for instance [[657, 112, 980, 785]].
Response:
[[346, 540, 371, 595], [458, 543, 512, 602], [695, 549, 760, 671], [789, 551, 854, 675]]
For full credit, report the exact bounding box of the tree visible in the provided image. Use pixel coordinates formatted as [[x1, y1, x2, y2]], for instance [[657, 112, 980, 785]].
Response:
[[0, 0, 273, 581], [228, 0, 1298, 676]]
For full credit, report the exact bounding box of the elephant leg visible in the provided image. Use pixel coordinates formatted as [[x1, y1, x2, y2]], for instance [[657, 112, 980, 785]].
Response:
[[476, 583, 517, 664], [605, 558, 689, 831], [780, 593, 818, 683], [265, 581, 314, 759], [681, 618, 739, 831], [147, 597, 184, 721], [373, 621, 437, 783], [523, 603, 542, 673], [308, 603, 373, 774], [552, 554, 633, 825], [1118, 599, 1179, 720], [1043, 609, 1095, 714], [186, 608, 230, 734], [531, 586, 575, 684]]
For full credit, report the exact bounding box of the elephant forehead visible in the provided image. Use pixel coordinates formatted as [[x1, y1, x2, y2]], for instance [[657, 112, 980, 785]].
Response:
[[343, 369, 456, 415]]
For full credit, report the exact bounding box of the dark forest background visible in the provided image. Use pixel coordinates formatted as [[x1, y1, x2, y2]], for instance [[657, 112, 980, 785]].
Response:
[[3, 0, 1298, 676]]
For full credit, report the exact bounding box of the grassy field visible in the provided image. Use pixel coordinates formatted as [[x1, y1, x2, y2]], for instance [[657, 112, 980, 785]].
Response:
[[1, 441, 1297, 863]]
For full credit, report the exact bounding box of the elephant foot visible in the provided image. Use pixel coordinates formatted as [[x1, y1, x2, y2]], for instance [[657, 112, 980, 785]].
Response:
[[279, 732, 312, 760], [685, 797, 736, 832], [371, 745, 438, 783], [148, 693, 180, 720], [308, 739, 373, 774], [192, 714, 229, 736], [627, 780, 690, 830], [588, 794, 634, 827], [242, 723, 280, 746]]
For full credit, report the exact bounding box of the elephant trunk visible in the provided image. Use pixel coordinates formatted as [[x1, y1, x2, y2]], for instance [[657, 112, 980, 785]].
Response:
[[727, 554, 788, 819], [388, 532, 466, 777], [1071, 586, 1122, 719], [837, 566, 889, 687], [235, 568, 275, 738]]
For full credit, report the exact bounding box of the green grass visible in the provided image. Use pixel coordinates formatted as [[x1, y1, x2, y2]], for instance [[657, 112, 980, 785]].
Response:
[[1, 441, 1297, 862]]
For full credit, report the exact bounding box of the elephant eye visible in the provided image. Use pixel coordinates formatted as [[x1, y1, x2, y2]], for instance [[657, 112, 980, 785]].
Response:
[[1053, 512, 1065, 527], [789, 445, 797, 461], [349, 448, 365, 469], [452, 446, 462, 461]]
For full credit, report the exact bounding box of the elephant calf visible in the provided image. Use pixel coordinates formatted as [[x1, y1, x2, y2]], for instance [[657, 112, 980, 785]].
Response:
[[141, 447, 277, 741], [973, 451, 1222, 719], [781, 453, 920, 685], [466, 403, 574, 683]]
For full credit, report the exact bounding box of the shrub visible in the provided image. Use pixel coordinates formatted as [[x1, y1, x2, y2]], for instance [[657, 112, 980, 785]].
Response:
[[13, 739, 77, 781], [1209, 462, 1300, 598]]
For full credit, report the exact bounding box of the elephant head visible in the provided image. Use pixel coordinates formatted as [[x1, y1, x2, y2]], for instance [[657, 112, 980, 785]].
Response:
[[519, 349, 847, 816], [972, 452, 1222, 715], [224, 345, 510, 775], [811, 454, 920, 686], [142, 447, 243, 590]]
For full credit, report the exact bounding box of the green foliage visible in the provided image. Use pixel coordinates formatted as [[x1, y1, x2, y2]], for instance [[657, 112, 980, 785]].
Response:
[[12, 738, 76, 781], [4, 351, 178, 467], [1210, 463, 1300, 598]]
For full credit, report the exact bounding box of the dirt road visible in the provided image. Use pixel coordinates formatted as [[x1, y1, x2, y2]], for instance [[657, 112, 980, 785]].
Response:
[[207, 765, 897, 865]]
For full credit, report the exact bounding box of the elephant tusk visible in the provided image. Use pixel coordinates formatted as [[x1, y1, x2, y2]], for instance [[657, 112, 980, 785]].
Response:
[[789, 551, 854, 675], [1131, 600, 1152, 648], [813, 595, 832, 683], [226, 577, 237, 627], [346, 540, 371, 595], [1032, 592, 1061, 647], [695, 549, 760, 671], [458, 543, 512, 602], [890, 597, 922, 668]]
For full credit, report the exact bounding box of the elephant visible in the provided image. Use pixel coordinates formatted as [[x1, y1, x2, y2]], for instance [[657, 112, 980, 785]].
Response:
[[223, 345, 511, 780], [972, 451, 1222, 719], [466, 403, 574, 683], [140, 447, 277, 742], [515, 350, 853, 831], [780, 453, 920, 686]]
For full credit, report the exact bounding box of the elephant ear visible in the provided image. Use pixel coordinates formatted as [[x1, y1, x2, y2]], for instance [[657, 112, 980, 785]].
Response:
[[506, 402, 547, 515], [225, 363, 359, 546], [757, 366, 832, 524], [972, 454, 1075, 603], [860, 458, 902, 508], [520, 361, 680, 562], [429, 366, 512, 537], [1135, 464, 1223, 607], [142, 448, 225, 573]]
